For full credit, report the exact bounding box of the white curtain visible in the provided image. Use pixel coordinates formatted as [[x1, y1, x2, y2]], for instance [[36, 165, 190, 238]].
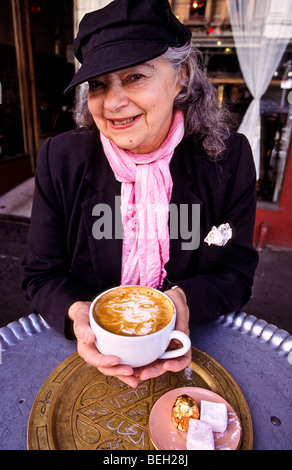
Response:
[[227, 0, 292, 178]]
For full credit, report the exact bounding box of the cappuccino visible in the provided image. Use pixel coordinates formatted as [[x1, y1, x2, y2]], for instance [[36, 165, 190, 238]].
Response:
[[93, 286, 174, 336]]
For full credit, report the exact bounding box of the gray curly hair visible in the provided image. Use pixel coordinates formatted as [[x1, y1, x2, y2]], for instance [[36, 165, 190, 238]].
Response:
[[73, 42, 232, 160]]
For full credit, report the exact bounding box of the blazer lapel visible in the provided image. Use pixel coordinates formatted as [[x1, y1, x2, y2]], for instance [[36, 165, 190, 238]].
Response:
[[82, 145, 123, 290], [166, 140, 204, 281]]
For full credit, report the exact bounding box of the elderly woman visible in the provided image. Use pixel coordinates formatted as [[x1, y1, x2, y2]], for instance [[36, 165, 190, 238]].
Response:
[[21, 0, 258, 388]]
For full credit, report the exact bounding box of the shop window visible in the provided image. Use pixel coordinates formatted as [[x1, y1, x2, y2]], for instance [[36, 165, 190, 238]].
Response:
[[205, 44, 292, 203], [0, 2, 24, 158], [29, 0, 75, 143], [190, 1, 206, 19], [182, 0, 292, 204], [0, 0, 75, 195], [258, 53, 292, 202]]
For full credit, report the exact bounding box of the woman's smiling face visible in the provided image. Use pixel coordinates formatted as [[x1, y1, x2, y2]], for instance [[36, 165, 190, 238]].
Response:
[[87, 57, 183, 154]]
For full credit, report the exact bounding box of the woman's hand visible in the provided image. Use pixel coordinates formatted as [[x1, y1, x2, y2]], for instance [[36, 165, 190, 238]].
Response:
[[67, 287, 191, 388], [67, 301, 140, 388]]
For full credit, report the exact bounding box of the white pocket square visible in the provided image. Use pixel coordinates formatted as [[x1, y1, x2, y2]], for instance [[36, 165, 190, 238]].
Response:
[[204, 223, 232, 247]]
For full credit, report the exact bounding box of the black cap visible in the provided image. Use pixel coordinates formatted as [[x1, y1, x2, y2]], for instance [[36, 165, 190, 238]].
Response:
[[64, 0, 191, 94]]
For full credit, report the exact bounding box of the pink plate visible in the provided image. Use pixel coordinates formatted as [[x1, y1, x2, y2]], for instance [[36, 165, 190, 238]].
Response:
[[149, 387, 242, 450]]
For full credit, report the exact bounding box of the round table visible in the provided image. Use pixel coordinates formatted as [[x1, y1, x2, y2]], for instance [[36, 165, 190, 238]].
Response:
[[0, 312, 291, 450]]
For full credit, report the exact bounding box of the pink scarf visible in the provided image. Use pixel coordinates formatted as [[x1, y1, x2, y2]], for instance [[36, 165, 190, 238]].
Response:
[[100, 109, 184, 288]]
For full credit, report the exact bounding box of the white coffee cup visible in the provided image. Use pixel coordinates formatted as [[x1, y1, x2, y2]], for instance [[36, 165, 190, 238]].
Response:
[[89, 286, 191, 368]]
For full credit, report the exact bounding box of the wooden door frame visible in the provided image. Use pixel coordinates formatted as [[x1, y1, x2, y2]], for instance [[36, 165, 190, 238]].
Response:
[[11, 0, 39, 172]]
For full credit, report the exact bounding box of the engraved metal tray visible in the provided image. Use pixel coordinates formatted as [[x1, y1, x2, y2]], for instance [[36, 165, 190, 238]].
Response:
[[27, 347, 253, 450]]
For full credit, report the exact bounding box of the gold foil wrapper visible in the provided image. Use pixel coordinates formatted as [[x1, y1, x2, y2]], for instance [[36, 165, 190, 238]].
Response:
[[171, 394, 200, 432]]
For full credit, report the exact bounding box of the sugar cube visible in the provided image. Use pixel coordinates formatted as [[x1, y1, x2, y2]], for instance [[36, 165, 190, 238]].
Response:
[[200, 400, 228, 433], [186, 419, 215, 450]]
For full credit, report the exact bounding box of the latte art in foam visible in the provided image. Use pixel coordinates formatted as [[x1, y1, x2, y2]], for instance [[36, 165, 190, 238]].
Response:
[[93, 286, 175, 336]]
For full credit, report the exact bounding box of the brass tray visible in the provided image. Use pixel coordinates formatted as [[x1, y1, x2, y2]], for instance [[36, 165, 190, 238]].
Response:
[[27, 347, 253, 450]]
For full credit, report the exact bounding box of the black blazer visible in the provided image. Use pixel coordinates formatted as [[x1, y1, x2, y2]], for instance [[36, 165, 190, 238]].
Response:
[[21, 128, 258, 336]]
